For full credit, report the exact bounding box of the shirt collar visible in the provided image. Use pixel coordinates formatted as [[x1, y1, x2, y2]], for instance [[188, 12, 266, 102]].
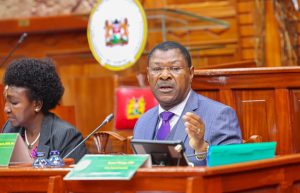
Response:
[[158, 90, 192, 116]]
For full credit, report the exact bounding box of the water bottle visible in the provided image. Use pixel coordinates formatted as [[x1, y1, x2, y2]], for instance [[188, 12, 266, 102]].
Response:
[[32, 152, 49, 168], [48, 150, 65, 167]]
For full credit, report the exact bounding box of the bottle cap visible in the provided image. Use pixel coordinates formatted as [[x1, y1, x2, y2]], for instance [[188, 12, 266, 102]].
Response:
[[36, 152, 45, 157], [50, 150, 60, 156]]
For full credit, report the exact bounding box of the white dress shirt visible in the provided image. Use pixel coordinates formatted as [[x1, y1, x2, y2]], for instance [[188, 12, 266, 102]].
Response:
[[157, 90, 192, 132]]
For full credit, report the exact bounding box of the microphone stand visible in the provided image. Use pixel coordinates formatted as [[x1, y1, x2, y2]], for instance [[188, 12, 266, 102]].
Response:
[[0, 32, 28, 67], [63, 113, 114, 159]]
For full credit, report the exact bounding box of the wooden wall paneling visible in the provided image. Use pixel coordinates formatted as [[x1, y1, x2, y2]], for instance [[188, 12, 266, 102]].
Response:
[[0, 32, 90, 60], [56, 63, 115, 136], [240, 25, 255, 37], [0, 15, 87, 35], [167, 1, 235, 18], [290, 89, 300, 153], [51, 49, 144, 135], [166, 0, 213, 6], [275, 89, 293, 154], [219, 89, 236, 109], [197, 90, 220, 102], [141, 0, 167, 8], [177, 18, 238, 42], [242, 49, 255, 60], [191, 46, 238, 68], [165, 1, 241, 66], [237, 0, 256, 62], [198, 60, 256, 69], [0, 1, 255, 70], [238, 13, 254, 25], [192, 67, 300, 155], [60, 75, 115, 153], [50, 105, 76, 127], [193, 68, 300, 90], [241, 37, 255, 48], [234, 89, 277, 143], [237, 0, 254, 13]]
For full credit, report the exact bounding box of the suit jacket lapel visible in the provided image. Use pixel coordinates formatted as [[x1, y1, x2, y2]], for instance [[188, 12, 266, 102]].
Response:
[[37, 114, 52, 157], [144, 106, 160, 140], [172, 91, 199, 142]]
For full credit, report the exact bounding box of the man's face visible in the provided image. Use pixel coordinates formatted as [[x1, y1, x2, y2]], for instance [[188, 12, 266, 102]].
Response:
[[147, 48, 194, 110]]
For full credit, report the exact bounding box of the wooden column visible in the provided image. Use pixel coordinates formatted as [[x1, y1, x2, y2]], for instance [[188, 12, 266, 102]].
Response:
[[265, 0, 281, 67], [275, 89, 293, 154]]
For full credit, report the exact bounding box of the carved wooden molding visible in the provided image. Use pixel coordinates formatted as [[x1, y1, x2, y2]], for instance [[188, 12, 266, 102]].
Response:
[[0, 15, 88, 35]]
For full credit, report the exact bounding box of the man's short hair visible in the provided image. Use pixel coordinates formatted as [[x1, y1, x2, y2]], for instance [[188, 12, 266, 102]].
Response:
[[148, 41, 192, 68]]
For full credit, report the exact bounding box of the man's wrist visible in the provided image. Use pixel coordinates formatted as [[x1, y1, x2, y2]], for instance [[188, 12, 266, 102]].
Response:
[[194, 141, 209, 152], [195, 141, 209, 160]]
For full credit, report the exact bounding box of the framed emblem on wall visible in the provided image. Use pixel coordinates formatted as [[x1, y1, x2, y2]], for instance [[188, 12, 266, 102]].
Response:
[[87, 0, 148, 71]]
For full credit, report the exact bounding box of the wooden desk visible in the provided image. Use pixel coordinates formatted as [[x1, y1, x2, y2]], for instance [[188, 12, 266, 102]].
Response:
[[200, 154, 300, 192], [64, 154, 300, 193], [2, 154, 300, 193], [64, 167, 203, 193], [0, 167, 69, 193]]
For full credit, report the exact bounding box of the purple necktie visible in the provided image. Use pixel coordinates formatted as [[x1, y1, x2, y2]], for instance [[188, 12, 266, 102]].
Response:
[[156, 111, 174, 140]]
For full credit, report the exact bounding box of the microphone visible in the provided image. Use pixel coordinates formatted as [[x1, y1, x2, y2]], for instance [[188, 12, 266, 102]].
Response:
[[63, 113, 114, 159], [18, 33, 28, 44], [0, 32, 28, 67]]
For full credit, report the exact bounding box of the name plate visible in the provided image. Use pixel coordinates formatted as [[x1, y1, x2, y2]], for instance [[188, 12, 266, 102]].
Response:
[[64, 154, 151, 180], [207, 142, 277, 167], [0, 133, 32, 166]]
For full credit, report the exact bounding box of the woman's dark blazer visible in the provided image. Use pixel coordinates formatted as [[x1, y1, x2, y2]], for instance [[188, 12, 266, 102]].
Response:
[[2, 112, 88, 163]]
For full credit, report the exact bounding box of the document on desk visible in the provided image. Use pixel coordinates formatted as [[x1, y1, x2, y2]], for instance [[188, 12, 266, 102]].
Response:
[[207, 142, 277, 167], [64, 154, 151, 180]]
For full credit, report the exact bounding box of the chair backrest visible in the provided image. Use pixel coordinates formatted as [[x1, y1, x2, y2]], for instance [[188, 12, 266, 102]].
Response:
[[93, 131, 133, 154], [114, 86, 157, 130]]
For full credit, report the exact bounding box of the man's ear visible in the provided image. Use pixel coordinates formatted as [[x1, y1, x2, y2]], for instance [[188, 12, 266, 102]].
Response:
[[190, 66, 194, 82]]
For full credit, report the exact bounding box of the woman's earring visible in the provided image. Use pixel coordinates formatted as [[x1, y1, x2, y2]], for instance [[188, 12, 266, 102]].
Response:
[[35, 108, 39, 112]]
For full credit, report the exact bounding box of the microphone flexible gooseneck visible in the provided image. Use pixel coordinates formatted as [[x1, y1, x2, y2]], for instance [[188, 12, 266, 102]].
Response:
[[0, 32, 28, 67], [63, 113, 114, 159]]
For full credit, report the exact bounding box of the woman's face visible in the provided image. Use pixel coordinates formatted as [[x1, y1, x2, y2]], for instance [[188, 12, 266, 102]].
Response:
[[3, 86, 38, 128]]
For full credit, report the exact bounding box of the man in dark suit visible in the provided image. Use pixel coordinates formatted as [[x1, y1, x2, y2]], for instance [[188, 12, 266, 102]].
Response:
[[133, 41, 242, 166]]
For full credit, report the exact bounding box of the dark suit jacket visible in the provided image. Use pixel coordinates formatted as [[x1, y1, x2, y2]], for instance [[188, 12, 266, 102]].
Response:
[[133, 90, 242, 166], [2, 112, 87, 163]]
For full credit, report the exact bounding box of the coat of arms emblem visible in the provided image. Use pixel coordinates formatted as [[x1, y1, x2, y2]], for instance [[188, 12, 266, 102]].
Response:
[[87, 0, 147, 71], [105, 18, 129, 46], [126, 96, 146, 119]]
